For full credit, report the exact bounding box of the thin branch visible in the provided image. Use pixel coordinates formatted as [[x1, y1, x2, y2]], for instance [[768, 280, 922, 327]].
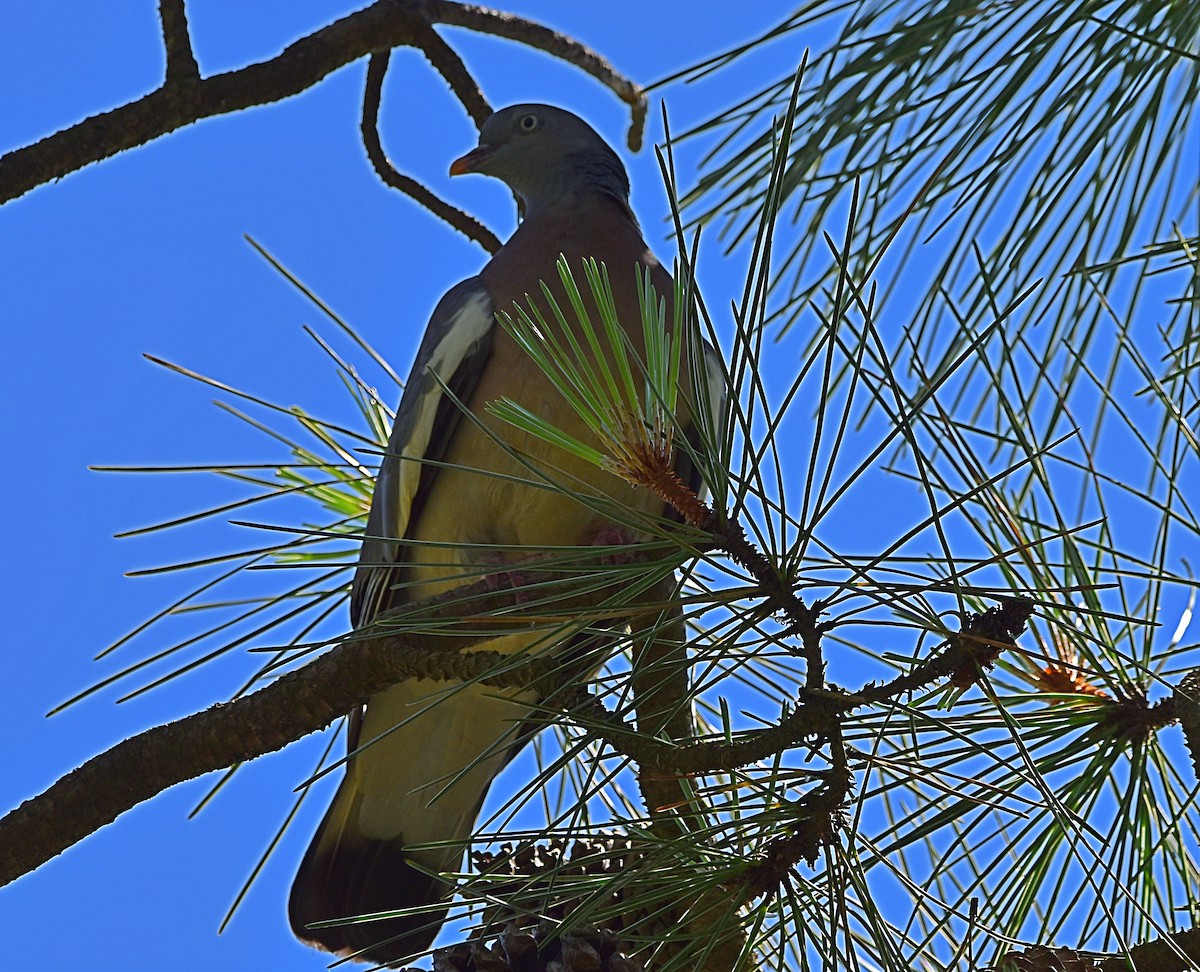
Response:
[[0, 0, 427, 204], [856, 597, 1035, 703], [416, 25, 492, 129], [581, 599, 1036, 776], [361, 50, 501, 253], [569, 686, 835, 776], [432, 0, 647, 150], [0, 2, 417, 205], [653, 475, 821, 653], [158, 0, 199, 85]]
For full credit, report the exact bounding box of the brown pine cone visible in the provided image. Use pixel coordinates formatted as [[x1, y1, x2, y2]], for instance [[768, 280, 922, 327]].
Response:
[[470, 836, 645, 931], [413, 921, 644, 972]]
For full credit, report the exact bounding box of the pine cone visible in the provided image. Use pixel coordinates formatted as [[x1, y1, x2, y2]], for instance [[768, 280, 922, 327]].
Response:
[[460, 835, 742, 970], [471, 836, 646, 931], [415, 921, 644, 972]]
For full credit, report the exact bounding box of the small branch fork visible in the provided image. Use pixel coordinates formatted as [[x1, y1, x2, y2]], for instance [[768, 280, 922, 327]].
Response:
[[0, 0, 648, 252]]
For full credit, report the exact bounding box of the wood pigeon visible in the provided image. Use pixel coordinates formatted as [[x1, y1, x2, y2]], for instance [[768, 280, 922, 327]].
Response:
[[288, 103, 711, 965]]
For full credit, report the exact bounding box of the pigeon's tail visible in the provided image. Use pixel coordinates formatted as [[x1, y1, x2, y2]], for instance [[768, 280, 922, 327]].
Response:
[[288, 680, 536, 965], [287, 775, 458, 964]]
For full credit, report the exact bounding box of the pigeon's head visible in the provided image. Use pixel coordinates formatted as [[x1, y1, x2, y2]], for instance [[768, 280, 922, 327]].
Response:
[[450, 103, 630, 217]]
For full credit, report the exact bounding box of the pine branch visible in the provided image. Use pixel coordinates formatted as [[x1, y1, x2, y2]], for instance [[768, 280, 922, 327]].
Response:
[[0, 564, 629, 887]]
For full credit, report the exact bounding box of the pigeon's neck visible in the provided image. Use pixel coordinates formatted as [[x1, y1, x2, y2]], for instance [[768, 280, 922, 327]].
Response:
[[517, 151, 635, 225], [485, 194, 650, 295]]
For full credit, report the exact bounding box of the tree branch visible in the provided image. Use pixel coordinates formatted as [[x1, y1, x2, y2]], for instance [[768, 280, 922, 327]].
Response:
[[158, 0, 199, 85], [1, 2, 419, 205], [0, 505, 1034, 897], [0, 0, 647, 207], [415, 23, 492, 129], [361, 50, 501, 253], [569, 686, 836, 776], [433, 1, 647, 150], [578, 599, 1035, 776], [0, 565, 631, 888]]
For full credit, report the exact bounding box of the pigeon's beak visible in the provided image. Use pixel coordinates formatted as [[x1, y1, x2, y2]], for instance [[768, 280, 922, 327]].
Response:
[[449, 144, 495, 176]]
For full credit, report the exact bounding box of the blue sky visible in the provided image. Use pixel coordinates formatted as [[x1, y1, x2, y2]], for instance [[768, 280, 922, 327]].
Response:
[[1, 4, 802, 969]]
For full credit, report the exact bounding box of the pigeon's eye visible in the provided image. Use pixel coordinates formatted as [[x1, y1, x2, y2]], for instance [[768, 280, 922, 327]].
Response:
[[517, 113, 540, 133]]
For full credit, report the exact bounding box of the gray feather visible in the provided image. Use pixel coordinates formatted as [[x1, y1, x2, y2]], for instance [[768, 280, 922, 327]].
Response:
[[351, 278, 494, 627]]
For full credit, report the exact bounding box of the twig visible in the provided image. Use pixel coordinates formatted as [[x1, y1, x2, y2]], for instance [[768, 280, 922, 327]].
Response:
[[665, 485, 827, 685], [579, 599, 1036, 777], [361, 51, 501, 253], [856, 598, 1034, 704], [568, 687, 836, 776], [415, 24, 492, 129], [432, 1, 647, 150], [158, 0, 200, 85], [742, 700, 851, 898]]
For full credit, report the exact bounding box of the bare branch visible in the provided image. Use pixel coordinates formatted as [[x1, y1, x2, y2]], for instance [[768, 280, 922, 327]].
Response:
[[431, 0, 648, 150], [0, 0, 647, 207], [416, 25, 492, 129], [158, 0, 199, 85], [0, 2, 427, 206], [361, 50, 501, 253]]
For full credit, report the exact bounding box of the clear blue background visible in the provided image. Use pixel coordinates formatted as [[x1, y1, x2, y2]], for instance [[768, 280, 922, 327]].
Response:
[[0, 4, 803, 969]]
